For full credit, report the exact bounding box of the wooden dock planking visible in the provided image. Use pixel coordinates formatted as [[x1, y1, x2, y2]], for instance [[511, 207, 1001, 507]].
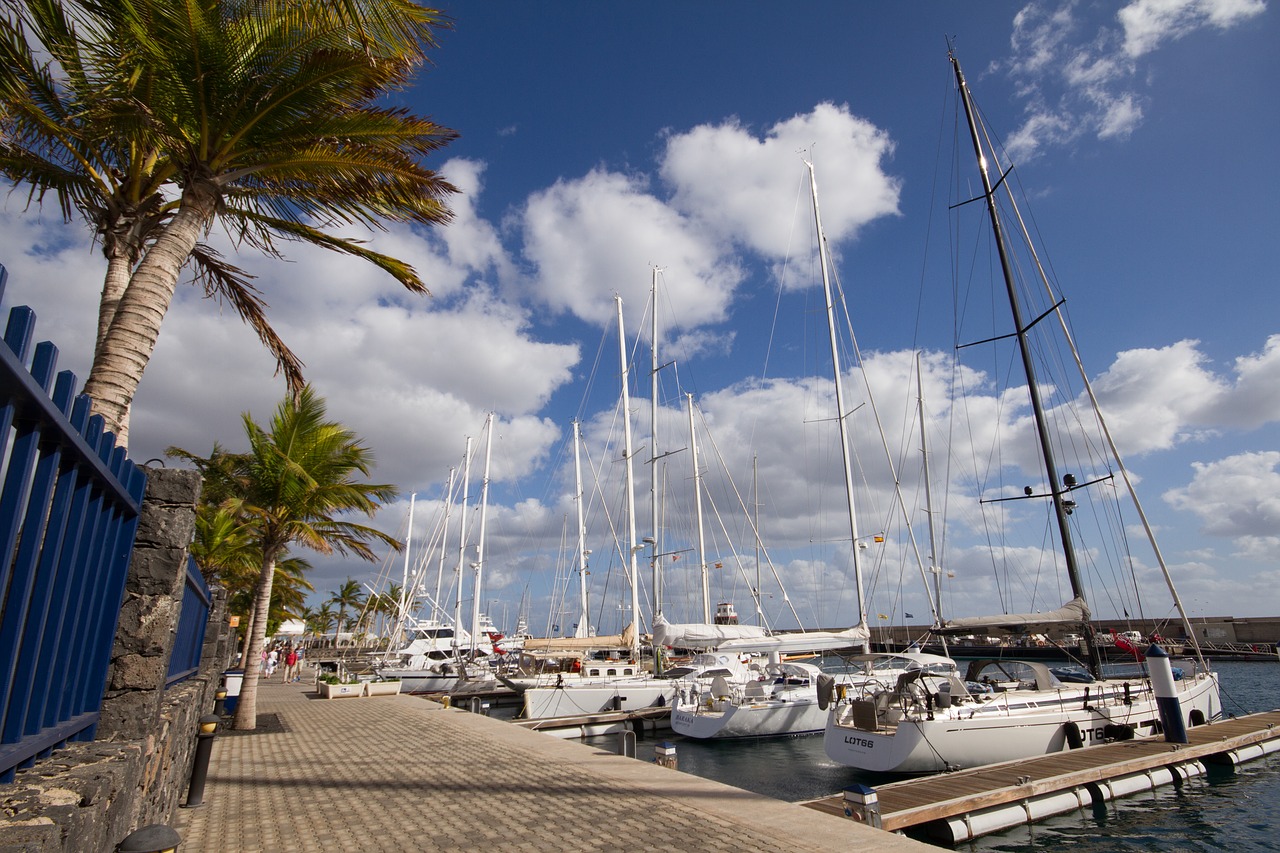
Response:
[[804, 709, 1280, 832]]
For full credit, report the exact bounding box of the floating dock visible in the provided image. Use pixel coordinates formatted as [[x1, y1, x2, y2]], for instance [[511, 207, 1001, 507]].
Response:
[[803, 709, 1280, 844]]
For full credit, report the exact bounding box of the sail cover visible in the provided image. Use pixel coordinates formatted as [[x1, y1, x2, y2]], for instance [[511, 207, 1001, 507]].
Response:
[[714, 625, 871, 655], [652, 615, 768, 649], [932, 596, 1090, 635], [520, 621, 636, 653]]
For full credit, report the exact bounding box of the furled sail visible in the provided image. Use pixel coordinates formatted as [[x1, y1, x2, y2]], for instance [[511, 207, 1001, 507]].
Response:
[[932, 596, 1090, 635], [519, 621, 637, 653], [652, 614, 768, 649], [714, 624, 870, 655]]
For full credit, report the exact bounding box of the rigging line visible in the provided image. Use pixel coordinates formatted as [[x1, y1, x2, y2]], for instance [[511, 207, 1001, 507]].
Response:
[[829, 263, 942, 627], [994, 165, 1204, 667], [695, 402, 806, 630], [748, 170, 808, 451]]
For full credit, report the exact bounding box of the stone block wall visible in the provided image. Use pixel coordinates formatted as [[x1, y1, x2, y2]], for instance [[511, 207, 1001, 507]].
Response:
[[0, 467, 232, 853]]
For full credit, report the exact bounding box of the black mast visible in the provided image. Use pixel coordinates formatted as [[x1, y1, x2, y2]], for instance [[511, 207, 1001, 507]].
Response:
[[950, 50, 1105, 679]]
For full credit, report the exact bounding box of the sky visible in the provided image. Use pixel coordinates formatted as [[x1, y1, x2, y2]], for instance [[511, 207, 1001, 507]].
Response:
[[2, 0, 1277, 636]]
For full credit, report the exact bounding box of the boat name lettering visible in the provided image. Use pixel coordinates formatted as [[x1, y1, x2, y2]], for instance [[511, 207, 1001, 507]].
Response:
[[843, 735, 875, 749], [1084, 727, 1106, 743]]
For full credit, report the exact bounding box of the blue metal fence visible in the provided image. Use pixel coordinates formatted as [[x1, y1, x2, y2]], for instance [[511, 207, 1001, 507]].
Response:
[[0, 265, 148, 782], [167, 557, 211, 687]]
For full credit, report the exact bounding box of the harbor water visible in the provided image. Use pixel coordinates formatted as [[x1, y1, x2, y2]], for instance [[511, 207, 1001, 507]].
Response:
[[584, 660, 1279, 850]]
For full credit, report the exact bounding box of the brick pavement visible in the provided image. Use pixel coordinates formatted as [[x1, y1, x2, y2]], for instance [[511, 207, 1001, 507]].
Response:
[[172, 675, 928, 852]]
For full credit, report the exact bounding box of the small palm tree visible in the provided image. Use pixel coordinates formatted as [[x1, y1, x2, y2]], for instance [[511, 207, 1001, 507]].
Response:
[[328, 578, 365, 645], [203, 386, 399, 730]]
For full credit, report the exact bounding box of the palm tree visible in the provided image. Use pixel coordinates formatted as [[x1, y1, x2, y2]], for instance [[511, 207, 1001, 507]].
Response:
[[1, 0, 458, 442], [310, 603, 337, 643], [207, 386, 398, 730], [328, 578, 365, 646]]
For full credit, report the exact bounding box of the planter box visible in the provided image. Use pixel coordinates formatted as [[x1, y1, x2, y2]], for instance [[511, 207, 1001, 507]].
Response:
[[318, 682, 363, 698], [318, 680, 402, 698]]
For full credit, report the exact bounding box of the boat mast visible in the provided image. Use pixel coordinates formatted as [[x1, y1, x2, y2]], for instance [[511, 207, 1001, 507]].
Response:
[[453, 436, 473, 659], [687, 393, 710, 623], [916, 354, 948, 654], [753, 455, 763, 627], [433, 467, 455, 624], [399, 493, 416, 630], [616, 295, 642, 662], [649, 269, 662, 620], [950, 51, 1104, 678], [572, 420, 592, 638], [470, 413, 494, 658], [804, 159, 869, 641]]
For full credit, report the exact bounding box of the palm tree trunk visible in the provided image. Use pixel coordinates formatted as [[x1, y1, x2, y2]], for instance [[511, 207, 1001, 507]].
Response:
[[96, 252, 134, 357], [83, 180, 218, 443], [232, 552, 278, 731]]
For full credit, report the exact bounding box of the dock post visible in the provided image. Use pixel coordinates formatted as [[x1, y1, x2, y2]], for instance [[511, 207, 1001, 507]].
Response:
[[1148, 644, 1188, 743], [842, 784, 882, 829], [655, 741, 678, 769]]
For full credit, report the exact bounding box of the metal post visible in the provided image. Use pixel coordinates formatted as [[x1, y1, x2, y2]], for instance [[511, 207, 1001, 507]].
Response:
[[181, 715, 220, 808], [616, 729, 637, 758]]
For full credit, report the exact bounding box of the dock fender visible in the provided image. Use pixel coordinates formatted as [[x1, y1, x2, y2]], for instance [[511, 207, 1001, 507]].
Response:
[[1189, 709, 1206, 727], [1103, 723, 1135, 741], [817, 674, 836, 710], [1063, 720, 1084, 749]]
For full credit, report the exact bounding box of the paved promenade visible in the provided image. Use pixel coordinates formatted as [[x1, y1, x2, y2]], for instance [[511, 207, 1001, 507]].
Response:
[[172, 675, 927, 852]]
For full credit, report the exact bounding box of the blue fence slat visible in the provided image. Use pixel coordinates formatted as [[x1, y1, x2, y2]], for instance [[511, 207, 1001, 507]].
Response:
[[1, 380, 80, 750], [168, 558, 212, 686], [0, 271, 153, 781]]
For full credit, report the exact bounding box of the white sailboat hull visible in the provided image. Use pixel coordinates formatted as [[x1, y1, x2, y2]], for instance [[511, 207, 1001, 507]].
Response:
[[520, 678, 676, 719], [823, 670, 1221, 774], [673, 693, 828, 739]]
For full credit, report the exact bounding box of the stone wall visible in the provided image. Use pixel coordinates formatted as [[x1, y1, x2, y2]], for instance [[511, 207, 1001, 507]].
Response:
[[0, 467, 232, 853]]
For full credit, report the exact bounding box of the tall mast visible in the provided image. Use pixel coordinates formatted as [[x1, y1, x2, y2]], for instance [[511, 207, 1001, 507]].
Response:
[[616, 296, 642, 662], [753, 455, 763, 627], [950, 51, 1104, 677], [433, 467, 455, 623], [470, 413, 494, 658], [453, 436, 473, 658], [687, 393, 710, 623], [572, 420, 592, 638], [805, 159, 868, 637], [649, 268, 662, 619], [400, 493, 416, 628]]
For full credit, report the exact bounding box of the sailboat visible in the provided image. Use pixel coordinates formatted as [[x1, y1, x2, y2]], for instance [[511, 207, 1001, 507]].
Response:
[[822, 49, 1222, 773], [378, 416, 503, 693], [671, 160, 941, 740]]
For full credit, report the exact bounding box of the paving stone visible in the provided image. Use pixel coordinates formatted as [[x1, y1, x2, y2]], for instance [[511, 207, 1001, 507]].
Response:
[[171, 675, 926, 852]]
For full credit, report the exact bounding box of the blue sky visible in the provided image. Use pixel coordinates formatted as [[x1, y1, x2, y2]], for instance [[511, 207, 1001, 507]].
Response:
[[2, 0, 1277, 633]]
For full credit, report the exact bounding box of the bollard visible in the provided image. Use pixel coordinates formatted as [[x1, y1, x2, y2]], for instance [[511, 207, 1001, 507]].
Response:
[[616, 729, 637, 758], [843, 783, 882, 828], [117, 824, 181, 852], [181, 715, 221, 808], [441, 694, 451, 709], [481, 701, 491, 716], [654, 741, 678, 770], [1148, 644, 1189, 744], [212, 688, 227, 718]]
